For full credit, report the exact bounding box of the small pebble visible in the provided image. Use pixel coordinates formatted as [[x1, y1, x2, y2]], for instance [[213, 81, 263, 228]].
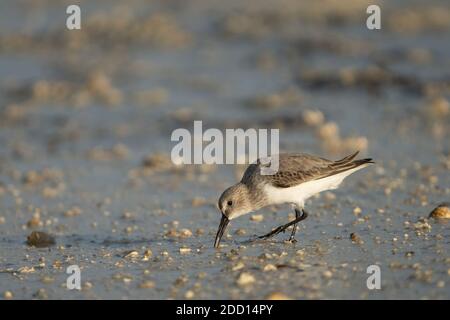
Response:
[[3, 291, 13, 299], [179, 228, 193, 238], [139, 280, 155, 289], [250, 214, 264, 222], [64, 206, 82, 217], [123, 250, 139, 259], [413, 218, 432, 231], [142, 249, 153, 261], [232, 261, 245, 271], [83, 282, 93, 290], [263, 264, 277, 272], [17, 266, 35, 273], [191, 197, 206, 207], [179, 247, 191, 254], [266, 292, 291, 300], [34, 288, 48, 299], [185, 290, 195, 299], [302, 109, 324, 127], [26, 213, 42, 228], [121, 211, 135, 220], [324, 192, 336, 201], [41, 276, 54, 284], [429, 203, 450, 219], [236, 272, 255, 286], [318, 122, 339, 140]]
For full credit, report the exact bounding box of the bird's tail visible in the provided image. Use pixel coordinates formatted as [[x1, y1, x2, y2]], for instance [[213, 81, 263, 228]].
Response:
[[323, 152, 374, 178]]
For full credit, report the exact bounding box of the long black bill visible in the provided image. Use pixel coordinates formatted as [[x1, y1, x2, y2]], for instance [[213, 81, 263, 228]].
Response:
[[214, 215, 229, 248]]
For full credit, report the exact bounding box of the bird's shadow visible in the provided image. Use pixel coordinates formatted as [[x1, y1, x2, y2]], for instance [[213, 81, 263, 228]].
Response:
[[239, 235, 293, 246]]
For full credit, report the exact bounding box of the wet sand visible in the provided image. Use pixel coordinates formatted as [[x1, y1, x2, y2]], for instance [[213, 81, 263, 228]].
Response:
[[0, 0, 449, 299]]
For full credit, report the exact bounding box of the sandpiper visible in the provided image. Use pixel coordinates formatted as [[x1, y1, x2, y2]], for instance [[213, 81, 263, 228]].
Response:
[[214, 151, 373, 248]]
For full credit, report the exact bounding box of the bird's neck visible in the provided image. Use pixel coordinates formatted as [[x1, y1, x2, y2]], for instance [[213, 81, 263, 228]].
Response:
[[243, 183, 269, 212]]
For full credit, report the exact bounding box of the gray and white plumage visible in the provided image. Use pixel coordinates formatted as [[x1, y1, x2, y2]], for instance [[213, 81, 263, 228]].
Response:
[[214, 151, 373, 248]]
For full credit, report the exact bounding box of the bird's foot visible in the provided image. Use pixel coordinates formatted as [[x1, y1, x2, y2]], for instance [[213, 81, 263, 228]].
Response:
[[287, 237, 297, 243]]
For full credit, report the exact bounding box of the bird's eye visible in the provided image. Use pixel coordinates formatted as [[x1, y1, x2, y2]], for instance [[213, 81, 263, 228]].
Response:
[[227, 200, 233, 206]]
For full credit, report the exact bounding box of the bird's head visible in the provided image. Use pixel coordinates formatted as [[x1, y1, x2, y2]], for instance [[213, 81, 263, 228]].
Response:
[[214, 183, 252, 248]]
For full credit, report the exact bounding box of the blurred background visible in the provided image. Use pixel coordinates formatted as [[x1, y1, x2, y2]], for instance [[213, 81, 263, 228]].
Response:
[[0, 0, 449, 300]]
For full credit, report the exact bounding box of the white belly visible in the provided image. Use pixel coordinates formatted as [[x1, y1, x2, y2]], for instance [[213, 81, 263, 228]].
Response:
[[263, 166, 366, 208]]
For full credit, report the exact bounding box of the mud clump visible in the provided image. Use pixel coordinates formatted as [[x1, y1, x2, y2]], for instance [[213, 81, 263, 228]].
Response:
[[300, 66, 427, 95], [87, 143, 130, 161], [141, 153, 174, 173], [413, 218, 433, 233], [26, 231, 56, 248], [244, 87, 302, 110], [350, 232, 364, 245]]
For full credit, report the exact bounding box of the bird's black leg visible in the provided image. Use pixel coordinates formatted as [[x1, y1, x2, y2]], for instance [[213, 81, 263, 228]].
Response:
[[288, 209, 301, 243], [258, 209, 308, 241], [288, 209, 308, 242]]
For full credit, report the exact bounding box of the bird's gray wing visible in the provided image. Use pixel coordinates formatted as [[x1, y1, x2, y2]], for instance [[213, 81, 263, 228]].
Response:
[[257, 151, 370, 188]]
